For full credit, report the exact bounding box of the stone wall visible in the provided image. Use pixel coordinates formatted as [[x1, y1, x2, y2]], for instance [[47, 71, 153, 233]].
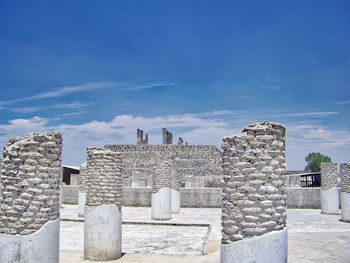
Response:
[[62, 185, 79, 204], [85, 148, 123, 209], [287, 187, 321, 208], [79, 162, 87, 192], [340, 163, 350, 193], [0, 132, 62, 235], [321, 162, 338, 190], [221, 121, 287, 244], [152, 160, 172, 193], [104, 144, 222, 188]]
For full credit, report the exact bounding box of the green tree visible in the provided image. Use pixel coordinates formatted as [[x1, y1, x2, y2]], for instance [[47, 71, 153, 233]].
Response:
[[305, 152, 332, 172]]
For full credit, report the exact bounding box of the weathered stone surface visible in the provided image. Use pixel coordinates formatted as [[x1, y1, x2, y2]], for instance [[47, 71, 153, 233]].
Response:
[[152, 161, 172, 193], [221, 121, 287, 244], [340, 163, 350, 194], [0, 132, 62, 235], [85, 148, 123, 210], [79, 162, 87, 192], [104, 144, 223, 188], [321, 162, 339, 190]]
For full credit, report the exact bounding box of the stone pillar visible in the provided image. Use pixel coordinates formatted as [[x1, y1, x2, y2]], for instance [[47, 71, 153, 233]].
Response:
[[170, 160, 180, 213], [84, 148, 123, 261], [0, 132, 62, 263], [321, 162, 339, 215], [78, 162, 87, 217], [221, 121, 287, 263], [340, 163, 350, 222], [152, 160, 172, 220]]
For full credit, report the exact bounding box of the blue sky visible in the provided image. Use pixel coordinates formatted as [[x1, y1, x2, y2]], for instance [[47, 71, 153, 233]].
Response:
[[0, 0, 349, 170]]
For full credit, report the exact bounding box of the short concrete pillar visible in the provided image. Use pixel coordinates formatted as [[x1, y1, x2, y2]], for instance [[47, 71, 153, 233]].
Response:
[[84, 148, 123, 261], [0, 132, 62, 263], [171, 160, 181, 213], [78, 162, 87, 217], [321, 163, 339, 215], [340, 163, 350, 222], [221, 121, 288, 263], [152, 161, 172, 220]]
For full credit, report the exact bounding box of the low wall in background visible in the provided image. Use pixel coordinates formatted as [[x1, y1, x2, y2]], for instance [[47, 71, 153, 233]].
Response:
[[61, 185, 324, 208], [286, 187, 321, 208], [62, 185, 79, 204]]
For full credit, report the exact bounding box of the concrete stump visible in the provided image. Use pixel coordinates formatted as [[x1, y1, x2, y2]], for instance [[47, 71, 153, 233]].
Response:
[[84, 148, 123, 261], [152, 161, 172, 220], [340, 163, 350, 222], [221, 121, 288, 263], [0, 132, 62, 263], [321, 163, 339, 215]]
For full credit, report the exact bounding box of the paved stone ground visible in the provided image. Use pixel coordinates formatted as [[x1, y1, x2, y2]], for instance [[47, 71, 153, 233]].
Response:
[[60, 205, 350, 263]]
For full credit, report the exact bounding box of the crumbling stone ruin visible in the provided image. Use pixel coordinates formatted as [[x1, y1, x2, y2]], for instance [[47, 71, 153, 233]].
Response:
[[84, 147, 123, 260], [151, 160, 172, 220], [221, 121, 287, 243], [137, 128, 148, 145], [340, 163, 350, 194], [162, 128, 173, 144], [152, 160, 172, 194], [340, 163, 350, 222], [79, 162, 87, 193], [85, 148, 123, 209], [0, 132, 62, 235], [320, 162, 339, 215], [321, 163, 339, 190], [104, 144, 222, 188]]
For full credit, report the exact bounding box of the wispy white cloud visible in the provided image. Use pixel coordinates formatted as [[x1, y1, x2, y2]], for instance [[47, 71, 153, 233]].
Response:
[[332, 100, 350, 105], [10, 106, 43, 113], [120, 82, 174, 91], [284, 111, 338, 117], [0, 82, 120, 107], [52, 101, 93, 109]]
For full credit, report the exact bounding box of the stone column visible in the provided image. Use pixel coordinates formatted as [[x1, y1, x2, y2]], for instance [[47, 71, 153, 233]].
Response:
[[221, 121, 287, 263], [0, 132, 62, 263], [340, 163, 350, 222], [321, 163, 339, 215], [78, 162, 87, 217], [152, 160, 172, 220], [84, 148, 123, 261], [170, 160, 180, 213]]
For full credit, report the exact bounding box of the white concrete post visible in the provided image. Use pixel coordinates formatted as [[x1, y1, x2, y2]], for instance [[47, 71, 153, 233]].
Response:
[[152, 160, 172, 220], [0, 132, 62, 263], [321, 163, 339, 215], [78, 162, 87, 217], [340, 163, 350, 222], [221, 121, 288, 263], [84, 148, 123, 261]]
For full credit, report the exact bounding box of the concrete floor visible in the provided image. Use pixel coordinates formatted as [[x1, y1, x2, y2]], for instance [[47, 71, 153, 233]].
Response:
[[60, 205, 350, 263]]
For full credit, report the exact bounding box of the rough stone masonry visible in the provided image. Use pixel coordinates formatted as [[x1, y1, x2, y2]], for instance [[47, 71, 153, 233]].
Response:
[[84, 147, 123, 260], [221, 121, 287, 244], [0, 132, 62, 235], [321, 162, 339, 190], [85, 148, 123, 209]]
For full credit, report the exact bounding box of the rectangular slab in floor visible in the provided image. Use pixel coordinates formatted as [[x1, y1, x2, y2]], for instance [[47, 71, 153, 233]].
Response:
[[60, 221, 209, 256]]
